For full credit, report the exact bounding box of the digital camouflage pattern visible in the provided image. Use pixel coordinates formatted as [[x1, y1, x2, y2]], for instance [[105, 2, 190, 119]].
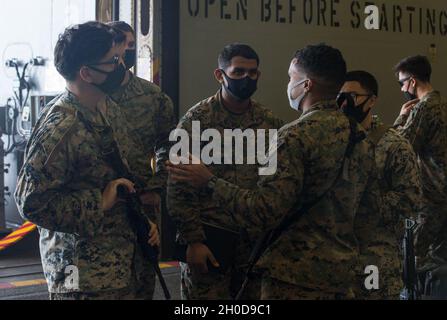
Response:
[[14, 91, 154, 295], [167, 91, 284, 299], [371, 115, 423, 226], [110, 73, 176, 195], [260, 276, 350, 300], [107, 74, 174, 299], [208, 100, 378, 299], [394, 91, 447, 266], [354, 115, 424, 299]]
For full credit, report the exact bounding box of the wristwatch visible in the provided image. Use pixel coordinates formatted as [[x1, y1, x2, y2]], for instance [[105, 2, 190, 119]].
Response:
[[207, 175, 219, 189]]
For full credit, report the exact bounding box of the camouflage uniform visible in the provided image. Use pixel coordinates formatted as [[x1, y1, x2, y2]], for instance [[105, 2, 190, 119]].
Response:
[[394, 91, 447, 268], [354, 115, 423, 300], [206, 100, 378, 299], [167, 91, 284, 300], [14, 91, 154, 300], [110, 72, 176, 195], [110, 74, 176, 299]]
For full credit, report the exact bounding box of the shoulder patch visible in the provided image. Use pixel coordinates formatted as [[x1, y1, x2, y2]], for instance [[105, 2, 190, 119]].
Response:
[[27, 105, 79, 168]]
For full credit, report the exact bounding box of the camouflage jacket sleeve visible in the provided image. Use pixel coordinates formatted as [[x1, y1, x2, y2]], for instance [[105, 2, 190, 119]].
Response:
[[393, 114, 408, 128], [147, 92, 176, 193], [210, 134, 304, 230], [167, 112, 206, 244], [381, 139, 423, 225], [14, 111, 105, 238], [393, 101, 437, 155]]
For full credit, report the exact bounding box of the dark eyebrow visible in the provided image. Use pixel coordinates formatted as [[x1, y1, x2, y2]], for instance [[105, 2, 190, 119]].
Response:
[[233, 67, 258, 72]]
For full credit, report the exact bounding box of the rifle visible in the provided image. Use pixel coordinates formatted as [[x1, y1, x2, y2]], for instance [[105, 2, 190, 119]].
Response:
[[102, 131, 171, 300], [401, 218, 419, 300], [75, 111, 171, 299]]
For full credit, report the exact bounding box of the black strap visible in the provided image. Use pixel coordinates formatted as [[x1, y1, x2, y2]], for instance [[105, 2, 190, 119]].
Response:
[[275, 116, 364, 244]]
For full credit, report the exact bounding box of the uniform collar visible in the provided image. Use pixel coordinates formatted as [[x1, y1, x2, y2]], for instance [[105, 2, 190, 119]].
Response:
[[60, 90, 109, 127], [420, 90, 441, 103], [301, 99, 338, 117], [110, 72, 145, 102], [209, 90, 265, 128]]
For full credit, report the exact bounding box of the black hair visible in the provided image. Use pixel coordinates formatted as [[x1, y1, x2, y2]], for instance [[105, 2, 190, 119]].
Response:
[[218, 43, 260, 70], [54, 21, 119, 81], [394, 55, 432, 83], [107, 21, 135, 36], [346, 70, 379, 97], [293, 44, 347, 97]]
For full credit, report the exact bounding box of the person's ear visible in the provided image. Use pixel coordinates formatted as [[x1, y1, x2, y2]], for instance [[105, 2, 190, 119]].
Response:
[[214, 69, 224, 84], [79, 66, 94, 84], [304, 79, 312, 92], [367, 95, 377, 110], [410, 77, 417, 88], [257, 70, 261, 80]]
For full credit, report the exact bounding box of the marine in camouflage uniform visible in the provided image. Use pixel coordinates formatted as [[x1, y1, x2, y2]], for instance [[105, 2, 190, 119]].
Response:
[[167, 91, 284, 300], [34, 73, 175, 299], [354, 115, 423, 300], [394, 91, 447, 268], [199, 100, 377, 299], [109, 72, 175, 299], [110, 72, 176, 193], [14, 91, 154, 299]]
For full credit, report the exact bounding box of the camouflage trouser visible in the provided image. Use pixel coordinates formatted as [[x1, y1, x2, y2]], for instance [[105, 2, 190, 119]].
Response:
[[354, 254, 402, 300], [179, 233, 261, 300], [180, 262, 261, 300], [353, 273, 402, 300], [49, 288, 136, 300], [260, 276, 351, 300], [132, 243, 156, 299], [50, 245, 156, 301]]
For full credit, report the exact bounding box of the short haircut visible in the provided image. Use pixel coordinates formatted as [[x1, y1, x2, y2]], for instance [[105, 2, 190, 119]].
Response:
[[54, 21, 120, 81], [218, 43, 260, 70], [107, 21, 135, 36], [293, 44, 347, 96], [346, 70, 379, 97], [394, 55, 432, 83]]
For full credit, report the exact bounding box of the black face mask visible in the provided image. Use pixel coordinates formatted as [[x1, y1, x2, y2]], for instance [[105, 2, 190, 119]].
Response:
[[404, 91, 418, 102], [88, 64, 126, 95], [337, 92, 372, 124], [124, 49, 136, 70], [221, 70, 258, 101]]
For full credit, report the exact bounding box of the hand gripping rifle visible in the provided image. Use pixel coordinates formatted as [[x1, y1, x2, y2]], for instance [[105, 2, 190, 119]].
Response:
[[103, 131, 171, 300]]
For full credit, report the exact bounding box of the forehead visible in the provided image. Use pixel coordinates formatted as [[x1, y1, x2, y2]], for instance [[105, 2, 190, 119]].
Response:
[[398, 71, 410, 80], [99, 42, 122, 62], [288, 59, 300, 75], [341, 81, 366, 93], [125, 31, 136, 43], [228, 56, 258, 69]]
